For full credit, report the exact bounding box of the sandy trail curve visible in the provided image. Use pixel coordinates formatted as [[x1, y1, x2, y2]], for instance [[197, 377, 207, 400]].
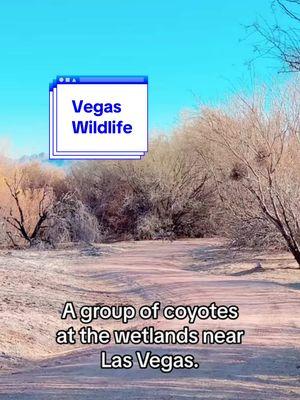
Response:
[[0, 239, 299, 399]]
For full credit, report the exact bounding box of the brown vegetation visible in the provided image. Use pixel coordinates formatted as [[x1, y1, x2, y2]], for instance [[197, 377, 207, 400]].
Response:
[[199, 83, 300, 265], [0, 81, 299, 266]]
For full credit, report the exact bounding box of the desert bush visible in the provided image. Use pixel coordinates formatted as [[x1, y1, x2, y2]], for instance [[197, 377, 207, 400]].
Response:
[[43, 193, 101, 246], [69, 161, 133, 239], [197, 81, 300, 265], [71, 134, 215, 240], [0, 161, 101, 248], [0, 80, 299, 263], [119, 136, 214, 239]]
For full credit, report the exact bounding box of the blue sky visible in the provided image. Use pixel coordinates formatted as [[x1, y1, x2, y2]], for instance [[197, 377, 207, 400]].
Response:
[[0, 0, 288, 156]]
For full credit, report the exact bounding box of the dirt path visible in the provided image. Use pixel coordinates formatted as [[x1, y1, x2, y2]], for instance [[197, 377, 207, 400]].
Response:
[[0, 239, 299, 399]]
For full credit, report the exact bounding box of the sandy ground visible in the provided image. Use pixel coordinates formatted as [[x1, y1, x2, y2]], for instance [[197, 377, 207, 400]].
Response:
[[0, 239, 299, 399]]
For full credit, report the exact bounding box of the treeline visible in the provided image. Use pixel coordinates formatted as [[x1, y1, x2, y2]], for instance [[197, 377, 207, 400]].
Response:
[[1, 81, 300, 265]]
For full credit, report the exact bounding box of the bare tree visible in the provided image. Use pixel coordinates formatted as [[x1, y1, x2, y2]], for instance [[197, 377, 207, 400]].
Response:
[[251, 0, 300, 72], [200, 83, 300, 266], [0, 162, 67, 247], [1, 170, 53, 247]]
